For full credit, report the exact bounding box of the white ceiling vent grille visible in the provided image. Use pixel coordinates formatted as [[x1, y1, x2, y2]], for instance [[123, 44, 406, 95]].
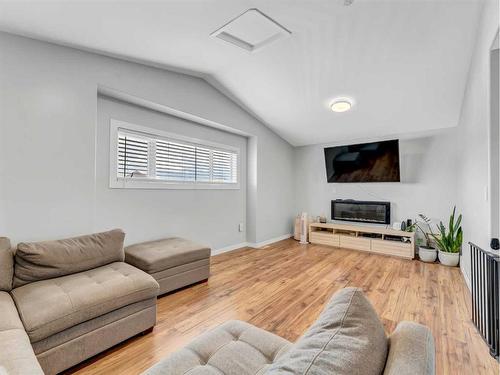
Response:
[[211, 8, 291, 52]]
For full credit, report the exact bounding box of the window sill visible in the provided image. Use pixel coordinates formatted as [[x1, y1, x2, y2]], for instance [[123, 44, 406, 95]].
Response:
[[109, 178, 240, 190]]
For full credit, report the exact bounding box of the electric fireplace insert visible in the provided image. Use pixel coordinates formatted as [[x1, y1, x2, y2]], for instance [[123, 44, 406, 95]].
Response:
[[331, 199, 391, 225]]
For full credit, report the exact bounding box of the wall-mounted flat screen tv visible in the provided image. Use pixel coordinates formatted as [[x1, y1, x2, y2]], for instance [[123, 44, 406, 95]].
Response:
[[324, 139, 400, 183]]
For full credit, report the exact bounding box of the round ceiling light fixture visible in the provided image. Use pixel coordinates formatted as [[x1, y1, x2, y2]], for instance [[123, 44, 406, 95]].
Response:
[[330, 98, 353, 113]]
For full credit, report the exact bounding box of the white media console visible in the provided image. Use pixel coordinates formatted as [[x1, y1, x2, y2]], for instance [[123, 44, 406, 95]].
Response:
[[308, 222, 415, 259]]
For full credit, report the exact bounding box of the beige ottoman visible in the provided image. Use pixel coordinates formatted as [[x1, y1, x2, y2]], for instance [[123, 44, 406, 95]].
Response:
[[125, 237, 211, 295]]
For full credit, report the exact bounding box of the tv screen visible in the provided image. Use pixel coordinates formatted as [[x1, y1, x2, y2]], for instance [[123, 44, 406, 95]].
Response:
[[324, 140, 400, 183]]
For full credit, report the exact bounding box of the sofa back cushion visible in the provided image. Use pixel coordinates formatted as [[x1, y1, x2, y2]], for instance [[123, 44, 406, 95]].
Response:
[[14, 229, 125, 287], [265, 287, 388, 375], [0, 238, 14, 291]]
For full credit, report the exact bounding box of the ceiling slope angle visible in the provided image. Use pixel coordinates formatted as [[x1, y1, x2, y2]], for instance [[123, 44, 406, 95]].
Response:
[[0, 1, 485, 146], [210, 8, 291, 52]]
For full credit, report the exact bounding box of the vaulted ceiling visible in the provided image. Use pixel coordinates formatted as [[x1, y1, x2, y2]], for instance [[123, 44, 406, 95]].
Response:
[[0, 0, 483, 146]]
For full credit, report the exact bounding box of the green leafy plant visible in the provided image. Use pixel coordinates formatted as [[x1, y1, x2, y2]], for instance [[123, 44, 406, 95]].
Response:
[[431, 207, 463, 253], [405, 222, 416, 232], [415, 214, 434, 249]]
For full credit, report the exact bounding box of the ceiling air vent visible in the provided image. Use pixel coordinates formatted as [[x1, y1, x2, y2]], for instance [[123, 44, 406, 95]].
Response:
[[211, 8, 291, 52]]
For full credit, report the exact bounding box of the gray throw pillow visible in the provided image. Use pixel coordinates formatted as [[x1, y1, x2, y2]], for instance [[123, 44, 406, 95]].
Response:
[[265, 287, 388, 375], [14, 229, 125, 287]]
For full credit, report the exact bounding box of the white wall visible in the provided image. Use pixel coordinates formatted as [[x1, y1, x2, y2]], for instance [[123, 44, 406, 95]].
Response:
[[457, 0, 499, 285], [0, 32, 295, 248], [294, 129, 458, 228], [96, 96, 247, 247], [491, 48, 499, 240], [1, 11, 497, 265], [293, 0, 500, 288]]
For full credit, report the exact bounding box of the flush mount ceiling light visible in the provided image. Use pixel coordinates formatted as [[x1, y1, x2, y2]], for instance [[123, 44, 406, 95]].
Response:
[[211, 8, 291, 52], [330, 98, 353, 113]]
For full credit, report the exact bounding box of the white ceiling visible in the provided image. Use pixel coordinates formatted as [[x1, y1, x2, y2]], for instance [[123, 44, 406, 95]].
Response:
[[0, 0, 483, 146]]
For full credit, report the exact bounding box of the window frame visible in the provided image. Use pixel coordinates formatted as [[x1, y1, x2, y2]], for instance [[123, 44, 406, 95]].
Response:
[[109, 119, 240, 190]]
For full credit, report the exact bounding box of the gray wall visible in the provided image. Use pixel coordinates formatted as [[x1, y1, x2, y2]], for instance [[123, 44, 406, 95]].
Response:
[[0, 32, 295, 248], [96, 96, 247, 247], [294, 129, 459, 228], [1, 9, 498, 278], [294, 0, 500, 288], [456, 0, 499, 286], [490, 48, 499, 240]]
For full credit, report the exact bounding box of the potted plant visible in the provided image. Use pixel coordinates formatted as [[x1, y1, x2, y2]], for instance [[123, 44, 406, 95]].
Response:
[[402, 221, 416, 242], [415, 214, 437, 263], [431, 207, 463, 267]]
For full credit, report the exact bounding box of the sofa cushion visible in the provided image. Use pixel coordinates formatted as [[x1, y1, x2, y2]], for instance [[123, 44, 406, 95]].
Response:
[[125, 237, 211, 273], [11, 262, 159, 342], [0, 292, 44, 375], [383, 321, 435, 375], [14, 229, 125, 287], [0, 237, 14, 291], [143, 320, 291, 375], [265, 287, 388, 375]]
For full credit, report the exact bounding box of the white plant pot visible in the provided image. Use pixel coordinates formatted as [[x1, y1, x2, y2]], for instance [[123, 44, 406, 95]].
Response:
[[419, 247, 437, 263], [438, 251, 460, 267]]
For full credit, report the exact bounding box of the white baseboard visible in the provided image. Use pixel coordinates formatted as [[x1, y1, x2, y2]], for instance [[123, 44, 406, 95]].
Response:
[[248, 233, 292, 248], [212, 234, 292, 256], [460, 263, 472, 291], [211, 242, 249, 256]]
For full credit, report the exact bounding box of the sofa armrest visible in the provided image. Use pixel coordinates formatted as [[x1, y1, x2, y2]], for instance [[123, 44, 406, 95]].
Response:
[[383, 321, 435, 375]]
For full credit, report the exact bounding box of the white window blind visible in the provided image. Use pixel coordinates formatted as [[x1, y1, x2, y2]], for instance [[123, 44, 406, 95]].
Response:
[[117, 133, 149, 178], [116, 128, 238, 186]]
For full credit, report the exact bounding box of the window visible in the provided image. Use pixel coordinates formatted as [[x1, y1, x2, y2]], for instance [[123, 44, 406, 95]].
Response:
[[110, 120, 239, 189]]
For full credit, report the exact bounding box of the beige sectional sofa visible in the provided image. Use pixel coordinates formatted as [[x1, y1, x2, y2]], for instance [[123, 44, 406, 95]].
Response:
[[0, 230, 160, 375], [144, 288, 435, 375]]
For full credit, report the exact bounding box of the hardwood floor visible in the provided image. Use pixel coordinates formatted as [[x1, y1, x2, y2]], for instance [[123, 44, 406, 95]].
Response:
[[67, 239, 499, 375]]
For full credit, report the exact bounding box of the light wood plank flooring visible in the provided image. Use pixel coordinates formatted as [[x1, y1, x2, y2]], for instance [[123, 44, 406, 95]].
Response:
[[67, 239, 499, 375]]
